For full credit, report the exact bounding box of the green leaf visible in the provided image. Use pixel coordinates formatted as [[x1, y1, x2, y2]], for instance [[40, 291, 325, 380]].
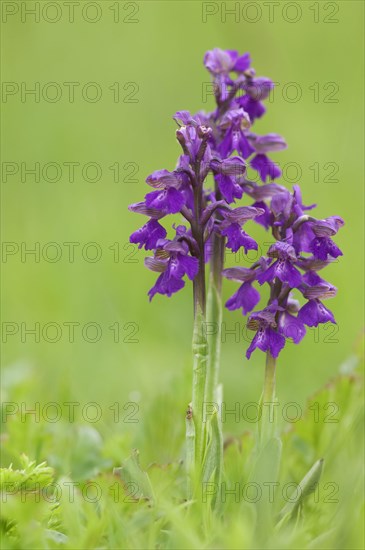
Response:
[[249, 436, 282, 536], [277, 458, 324, 526], [202, 411, 223, 487], [114, 449, 154, 502]]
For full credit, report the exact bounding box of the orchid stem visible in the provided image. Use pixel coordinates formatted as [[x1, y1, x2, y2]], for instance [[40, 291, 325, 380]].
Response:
[[260, 352, 277, 447]]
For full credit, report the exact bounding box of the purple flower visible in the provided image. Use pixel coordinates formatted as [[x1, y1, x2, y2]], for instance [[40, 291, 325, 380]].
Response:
[[299, 271, 337, 300], [243, 77, 274, 101], [221, 223, 258, 253], [278, 311, 306, 343], [223, 266, 260, 315], [246, 305, 285, 359], [257, 242, 302, 288], [250, 154, 281, 182], [310, 237, 343, 260], [238, 95, 266, 121], [241, 182, 286, 201], [130, 219, 167, 250], [214, 174, 243, 203], [298, 299, 335, 327], [270, 189, 293, 225], [147, 241, 199, 300], [145, 187, 185, 215], [204, 48, 250, 75], [210, 156, 246, 178], [129, 47, 344, 368], [210, 156, 246, 203], [146, 169, 183, 189], [226, 282, 260, 315], [251, 201, 272, 229], [218, 109, 254, 159], [128, 201, 165, 219], [176, 120, 213, 165], [278, 298, 306, 344], [308, 216, 344, 259]]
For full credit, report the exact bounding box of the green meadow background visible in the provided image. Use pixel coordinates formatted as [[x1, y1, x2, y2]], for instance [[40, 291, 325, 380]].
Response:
[[1, 0, 364, 468]]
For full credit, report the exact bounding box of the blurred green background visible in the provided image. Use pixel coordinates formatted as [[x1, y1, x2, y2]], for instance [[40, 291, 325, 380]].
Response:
[[1, 0, 364, 466]]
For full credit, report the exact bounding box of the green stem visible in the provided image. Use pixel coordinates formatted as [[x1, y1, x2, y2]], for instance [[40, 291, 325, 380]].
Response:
[[205, 233, 224, 404], [192, 306, 208, 468], [260, 352, 277, 447], [201, 232, 224, 493]]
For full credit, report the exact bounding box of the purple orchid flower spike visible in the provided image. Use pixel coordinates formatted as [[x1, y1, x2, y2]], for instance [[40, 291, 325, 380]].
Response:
[[224, 185, 343, 360], [128, 47, 345, 482]]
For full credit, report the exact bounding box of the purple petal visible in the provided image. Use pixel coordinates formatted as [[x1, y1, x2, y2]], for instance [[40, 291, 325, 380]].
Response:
[[144, 256, 168, 273], [210, 156, 246, 178], [252, 201, 272, 229], [221, 223, 258, 253], [204, 48, 234, 74], [267, 241, 297, 261], [215, 173, 243, 203], [258, 259, 302, 288], [278, 312, 306, 344], [310, 237, 343, 260], [177, 253, 199, 280], [300, 271, 337, 300], [251, 133, 287, 154], [145, 188, 185, 214], [128, 201, 165, 219], [222, 267, 256, 283], [232, 52, 251, 72], [238, 133, 255, 159], [267, 327, 286, 358], [243, 77, 273, 100], [250, 154, 281, 182], [246, 326, 285, 359], [298, 299, 336, 327], [238, 95, 266, 121], [148, 273, 185, 300], [146, 169, 182, 189], [223, 205, 265, 224], [225, 282, 260, 315], [242, 182, 286, 201], [130, 219, 167, 250]]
